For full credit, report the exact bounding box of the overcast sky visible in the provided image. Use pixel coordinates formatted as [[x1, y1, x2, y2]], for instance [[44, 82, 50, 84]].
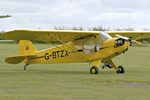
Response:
[[0, 0, 150, 31]]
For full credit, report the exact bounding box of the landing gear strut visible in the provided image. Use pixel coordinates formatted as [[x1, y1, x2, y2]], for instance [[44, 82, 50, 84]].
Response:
[[24, 64, 29, 71], [102, 64, 112, 69]]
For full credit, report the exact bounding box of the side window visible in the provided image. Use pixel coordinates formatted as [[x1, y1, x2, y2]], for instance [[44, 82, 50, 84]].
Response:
[[73, 37, 101, 54], [74, 41, 83, 50], [96, 42, 101, 51]]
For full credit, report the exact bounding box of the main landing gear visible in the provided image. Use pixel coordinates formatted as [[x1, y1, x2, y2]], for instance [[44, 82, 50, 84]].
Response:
[[90, 65, 125, 74], [89, 60, 125, 74]]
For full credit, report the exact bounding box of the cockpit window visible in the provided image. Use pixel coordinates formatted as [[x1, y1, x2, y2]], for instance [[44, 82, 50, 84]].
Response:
[[73, 37, 101, 54]]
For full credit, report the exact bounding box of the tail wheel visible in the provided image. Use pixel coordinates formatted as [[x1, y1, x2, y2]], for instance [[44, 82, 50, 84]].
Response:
[[24, 64, 29, 71], [90, 66, 99, 74], [116, 66, 125, 74]]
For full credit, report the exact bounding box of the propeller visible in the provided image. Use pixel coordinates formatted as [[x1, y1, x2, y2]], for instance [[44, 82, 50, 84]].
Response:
[[116, 35, 142, 46]]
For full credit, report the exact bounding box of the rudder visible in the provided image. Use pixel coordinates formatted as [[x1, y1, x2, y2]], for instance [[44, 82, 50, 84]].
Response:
[[19, 40, 37, 56]]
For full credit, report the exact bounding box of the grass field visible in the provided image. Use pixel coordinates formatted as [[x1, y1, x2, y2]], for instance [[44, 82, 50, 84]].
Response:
[[0, 43, 150, 100]]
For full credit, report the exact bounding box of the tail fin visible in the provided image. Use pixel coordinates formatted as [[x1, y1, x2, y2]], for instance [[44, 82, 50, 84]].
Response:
[[5, 40, 37, 64], [19, 40, 37, 56]]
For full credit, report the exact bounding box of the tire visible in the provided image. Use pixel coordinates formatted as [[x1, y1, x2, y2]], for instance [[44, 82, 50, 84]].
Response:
[[90, 66, 99, 74], [116, 66, 125, 74]]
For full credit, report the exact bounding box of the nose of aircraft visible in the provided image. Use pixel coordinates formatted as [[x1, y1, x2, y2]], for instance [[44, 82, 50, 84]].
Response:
[[114, 38, 130, 54], [122, 41, 130, 53]]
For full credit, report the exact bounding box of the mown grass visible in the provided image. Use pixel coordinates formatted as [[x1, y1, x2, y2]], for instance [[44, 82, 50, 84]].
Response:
[[0, 43, 150, 100]]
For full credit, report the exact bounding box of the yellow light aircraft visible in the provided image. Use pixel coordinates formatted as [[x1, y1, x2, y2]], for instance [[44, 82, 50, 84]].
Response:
[[2, 30, 150, 74]]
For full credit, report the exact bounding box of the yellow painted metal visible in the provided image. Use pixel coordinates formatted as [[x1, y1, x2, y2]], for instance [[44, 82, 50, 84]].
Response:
[[5, 56, 25, 64], [28, 42, 90, 64], [5, 54, 36, 64], [3, 30, 150, 43], [91, 68, 96, 73], [19, 40, 37, 55], [3, 30, 100, 43], [5, 37, 130, 65], [3, 30, 150, 66], [107, 31, 150, 40], [90, 60, 101, 68]]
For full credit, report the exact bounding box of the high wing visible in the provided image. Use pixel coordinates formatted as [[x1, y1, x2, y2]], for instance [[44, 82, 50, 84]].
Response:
[[2, 30, 100, 43], [107, 31, 150, 40], [2, 29, 150, 43]]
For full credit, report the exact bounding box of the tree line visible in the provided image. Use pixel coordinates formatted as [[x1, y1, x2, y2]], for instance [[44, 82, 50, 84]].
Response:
[[53, 26, 135, 31]]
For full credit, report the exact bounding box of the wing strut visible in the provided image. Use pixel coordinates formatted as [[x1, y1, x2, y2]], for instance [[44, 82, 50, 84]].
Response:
[[48, 34, 91, 61]]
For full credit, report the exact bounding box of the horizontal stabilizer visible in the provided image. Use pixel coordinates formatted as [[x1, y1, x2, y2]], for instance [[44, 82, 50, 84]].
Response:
[[5, 55, 36, 64]]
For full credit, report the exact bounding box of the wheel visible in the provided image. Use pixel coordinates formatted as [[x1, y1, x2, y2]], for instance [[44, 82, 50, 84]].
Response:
[[90, 66, 99, 74], [116, 66, 125, 74]]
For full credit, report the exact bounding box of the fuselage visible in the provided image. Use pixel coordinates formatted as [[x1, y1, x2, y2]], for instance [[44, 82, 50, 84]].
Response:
[[27, 37, 130, 64]]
